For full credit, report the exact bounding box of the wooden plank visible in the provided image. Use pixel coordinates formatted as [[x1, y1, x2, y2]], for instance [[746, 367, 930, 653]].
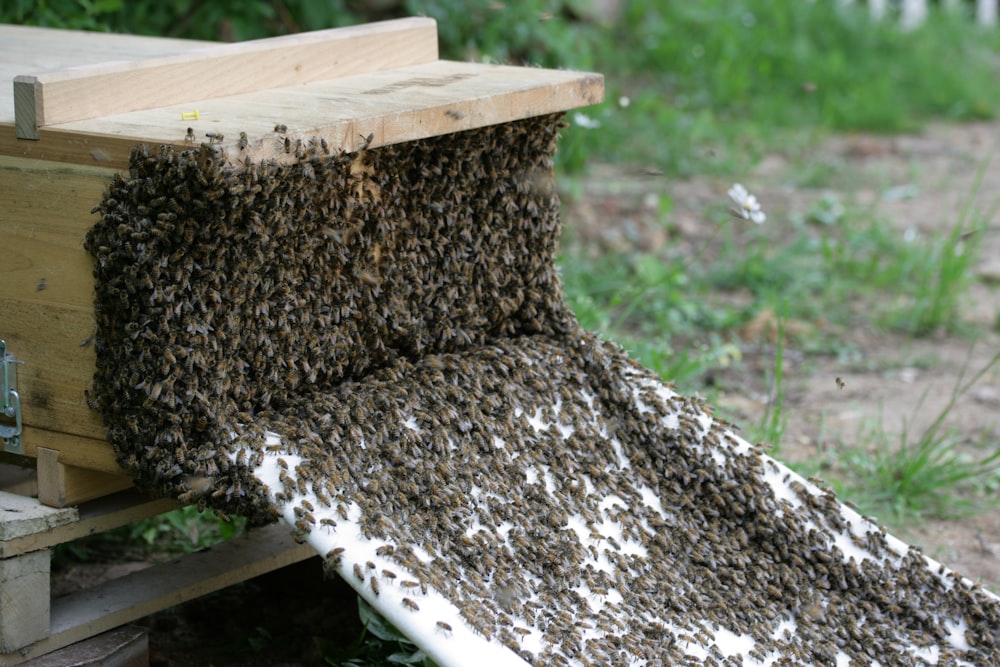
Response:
[[20, 429, 120, 476], [0, 462, 36, 498], [1, 300, 103, 442], [4, 60, 603, 170], [0, 550, 50, 652], [0, 154, 112, 445], [13, 18, 439, 138], [0, 155, 114, 310], [1, 489, 176, 559], [0, 491, 78, 548], [17, 625, 148, 667], [0, 524, 314, 665], [0, 25, 214, 124], [36, 449, 132, 509]]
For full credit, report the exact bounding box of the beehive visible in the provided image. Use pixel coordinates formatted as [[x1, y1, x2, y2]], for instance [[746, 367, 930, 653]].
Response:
[[0, 18, 602, 507]]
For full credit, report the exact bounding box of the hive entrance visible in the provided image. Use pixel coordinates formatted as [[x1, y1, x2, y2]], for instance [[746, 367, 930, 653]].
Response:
[[86, 118, 1000, 666]]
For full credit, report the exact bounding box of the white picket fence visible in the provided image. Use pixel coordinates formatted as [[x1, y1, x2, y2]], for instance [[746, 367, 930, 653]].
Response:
[[839, 0, 998, 29]]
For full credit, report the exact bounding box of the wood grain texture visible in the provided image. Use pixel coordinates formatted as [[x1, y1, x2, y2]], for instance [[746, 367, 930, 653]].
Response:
[[36, 448, 132, 508], [19, 428, 121, 476], [2, 61, 603, 171], [0, 156, 113, 443], [13, 18, 438, 137], [0, 25, 213, 124], [0, 489, 175, 559], [0, 523, 314, 665]]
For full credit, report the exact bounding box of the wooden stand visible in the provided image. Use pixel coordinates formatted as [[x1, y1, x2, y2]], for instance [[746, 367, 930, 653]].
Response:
[[0, 480, 314, 665]]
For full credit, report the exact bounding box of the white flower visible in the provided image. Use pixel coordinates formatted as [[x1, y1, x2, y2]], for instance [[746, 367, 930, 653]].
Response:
[[572, 112, 601, 129], [728, 183, 766, 224]]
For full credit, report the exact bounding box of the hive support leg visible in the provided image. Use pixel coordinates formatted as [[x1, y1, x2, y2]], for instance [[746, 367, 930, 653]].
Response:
[[0, 550, 50, 653], [36, 448, 132, 508]]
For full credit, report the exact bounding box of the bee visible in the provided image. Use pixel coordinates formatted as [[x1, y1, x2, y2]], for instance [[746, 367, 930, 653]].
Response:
[[381, 569, 397, 581], [185, 127, 195, 143], [274, 123, 287, 133], [205, 131, 224, 143], [512, 627, 532, 641], [326, 547, 345, 565], [284, 137, 291, 153], [238, 131, 249, 150], [836, 376, 846, 390], [435, 621, 453, 636], [369, 576, 380, 596], [401, 597, 419, 612]]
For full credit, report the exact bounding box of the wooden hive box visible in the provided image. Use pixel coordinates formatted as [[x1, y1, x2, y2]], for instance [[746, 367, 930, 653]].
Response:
[[0, 18, 603, 508]]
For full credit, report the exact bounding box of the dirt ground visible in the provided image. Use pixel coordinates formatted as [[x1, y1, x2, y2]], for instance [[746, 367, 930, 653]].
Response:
[[52, 120, 1000, 665], [562, 119, 1000, 591]]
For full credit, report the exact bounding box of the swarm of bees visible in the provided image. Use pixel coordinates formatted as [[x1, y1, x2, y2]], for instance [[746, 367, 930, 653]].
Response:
[[84, 114, 1000, 665]]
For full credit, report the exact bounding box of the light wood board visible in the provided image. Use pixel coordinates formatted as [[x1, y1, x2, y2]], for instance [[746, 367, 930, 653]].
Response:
[[1, 489, 177, 559], [0, 25, 213, 124], [13, 18, 439, 138], [3, 59, 603, 171], [36, 448, 132, 508], [0, 523, 314, 665]]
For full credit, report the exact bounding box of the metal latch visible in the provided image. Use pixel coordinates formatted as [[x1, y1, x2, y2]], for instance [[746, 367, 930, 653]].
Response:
[[1, 340, 24, 454]]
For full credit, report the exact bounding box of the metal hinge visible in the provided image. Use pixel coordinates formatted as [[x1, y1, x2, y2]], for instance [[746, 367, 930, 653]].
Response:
[[1, 340, 24, 454]]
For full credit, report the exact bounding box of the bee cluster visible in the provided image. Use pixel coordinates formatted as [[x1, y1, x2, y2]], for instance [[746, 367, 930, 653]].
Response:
[[85, 115, 999, 665], [85, 114, 570, 519]]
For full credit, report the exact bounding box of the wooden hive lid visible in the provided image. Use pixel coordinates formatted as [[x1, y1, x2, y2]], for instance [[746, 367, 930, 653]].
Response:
[[1, 18, 604, 170]]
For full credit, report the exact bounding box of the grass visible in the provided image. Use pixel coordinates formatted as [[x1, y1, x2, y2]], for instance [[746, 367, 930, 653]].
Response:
[[793, 348, 1000, 525], [54, 506, 247, 566], [558, 175, 995, 392]]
